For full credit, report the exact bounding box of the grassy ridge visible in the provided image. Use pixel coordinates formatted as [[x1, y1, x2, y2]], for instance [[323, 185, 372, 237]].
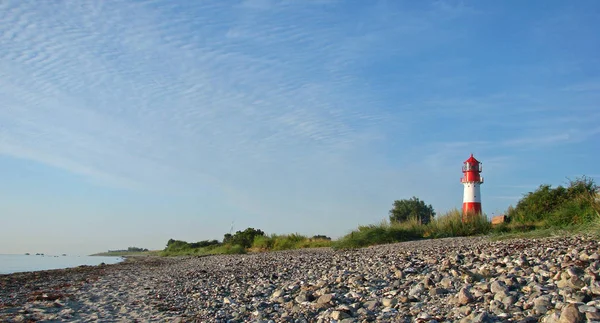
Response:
[[160, 244, 246, 256], [333, 210, 491, 249], [90, 250, 161, 257], [160, 234, 333, 256], [250, 234, 332, 251]]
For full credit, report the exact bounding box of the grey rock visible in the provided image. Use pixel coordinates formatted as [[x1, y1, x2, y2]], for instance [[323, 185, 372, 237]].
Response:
[[409, 283, 425, 297], [567, 276, 586, 289], [272, 290, 284, 298], [381, 298, 397, 308], [542, 311, 561, 323], [458, 305, 472, 316], [578, 305, 598, 313], [440, 277, 453, 289], [460, 311, 491, 323], [429, 288, 446, 296], [559, 303, 583, 323], [330, 310, 350, 320], [586, 311, 600, 321], [490, 281, 509, 294], [316, 294, 333, 305], [363, 300, 378, 311], [534, 295, 552, 308], [456, 288, 474, 305]]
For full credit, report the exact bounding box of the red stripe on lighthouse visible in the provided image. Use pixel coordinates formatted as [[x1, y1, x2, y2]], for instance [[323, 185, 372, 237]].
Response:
[[462, 202, 482, 215]]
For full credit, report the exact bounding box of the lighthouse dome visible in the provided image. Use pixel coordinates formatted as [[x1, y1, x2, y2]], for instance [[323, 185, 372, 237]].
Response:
[[464, 153, 480, 165]]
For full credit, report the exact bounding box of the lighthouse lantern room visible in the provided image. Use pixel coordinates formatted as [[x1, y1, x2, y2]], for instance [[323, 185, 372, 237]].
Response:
[[461, 154, 484, 222]]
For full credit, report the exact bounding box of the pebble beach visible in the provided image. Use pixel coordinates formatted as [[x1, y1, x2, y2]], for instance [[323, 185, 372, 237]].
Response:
[[1, 235, 599, 323]]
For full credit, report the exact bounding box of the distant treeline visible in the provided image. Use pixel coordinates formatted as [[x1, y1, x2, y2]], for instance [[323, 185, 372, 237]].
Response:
[[162, 229, 332, 256], [107, 246, 149, 253]]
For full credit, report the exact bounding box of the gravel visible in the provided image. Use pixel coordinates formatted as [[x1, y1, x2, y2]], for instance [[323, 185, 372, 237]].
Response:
[[1, 235, 599, 322]]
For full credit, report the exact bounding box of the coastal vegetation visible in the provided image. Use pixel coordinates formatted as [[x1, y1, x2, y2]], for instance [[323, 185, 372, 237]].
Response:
[[332, 209, 491, 249], [335, 176, 599, 248], [491, 176, 600, 239], [155, 176, 598, 256], [91, 247, 157, 257], [160, 229, 333, 256]]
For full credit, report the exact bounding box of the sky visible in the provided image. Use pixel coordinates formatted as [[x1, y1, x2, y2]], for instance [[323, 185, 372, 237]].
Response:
[[0, 0, 598, 255]]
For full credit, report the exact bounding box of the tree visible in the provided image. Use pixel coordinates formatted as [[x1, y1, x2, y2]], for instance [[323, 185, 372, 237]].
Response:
[[389, 196, 435, 224], [223, 228, 265, 248]]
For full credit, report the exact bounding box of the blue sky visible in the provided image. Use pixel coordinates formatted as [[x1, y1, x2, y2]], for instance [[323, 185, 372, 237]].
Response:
[[0, 0, 598, 255]]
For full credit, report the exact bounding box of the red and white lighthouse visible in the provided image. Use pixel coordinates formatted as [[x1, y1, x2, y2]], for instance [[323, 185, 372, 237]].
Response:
[[461, 154, 484, 221]]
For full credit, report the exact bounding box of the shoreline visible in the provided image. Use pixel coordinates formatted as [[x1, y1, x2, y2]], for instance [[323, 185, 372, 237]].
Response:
[[0, 254, 127, 276], [1, 235, 599, 322]]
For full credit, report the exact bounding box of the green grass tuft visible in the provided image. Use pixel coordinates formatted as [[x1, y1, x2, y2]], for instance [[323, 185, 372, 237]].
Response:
[[250, 234, 332, 251], [334, 210, 493, 249], [425, 209, 492, 238]]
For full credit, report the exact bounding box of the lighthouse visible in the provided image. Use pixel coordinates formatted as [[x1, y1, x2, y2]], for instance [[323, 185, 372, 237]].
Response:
[[461, 154, 484, 222]]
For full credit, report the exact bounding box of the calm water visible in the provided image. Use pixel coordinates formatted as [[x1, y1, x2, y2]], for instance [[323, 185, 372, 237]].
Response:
[[0, 254, 124, 275]]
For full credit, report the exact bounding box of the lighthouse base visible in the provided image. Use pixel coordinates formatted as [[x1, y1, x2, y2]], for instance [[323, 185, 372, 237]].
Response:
[[462, 202, 482, 222]]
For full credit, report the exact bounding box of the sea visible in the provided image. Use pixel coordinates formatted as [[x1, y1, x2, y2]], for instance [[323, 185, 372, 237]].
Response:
[[0, 254, 124, 275]]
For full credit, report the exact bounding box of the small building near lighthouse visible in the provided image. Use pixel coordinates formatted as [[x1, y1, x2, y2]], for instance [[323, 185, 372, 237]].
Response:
[[461, 154, 484, 222]]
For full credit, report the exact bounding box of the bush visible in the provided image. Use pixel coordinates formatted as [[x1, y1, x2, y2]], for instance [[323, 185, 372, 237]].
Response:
[[389, 197, 435, 224], [223, 228, 265, 248], [508, 176, 598, 227]]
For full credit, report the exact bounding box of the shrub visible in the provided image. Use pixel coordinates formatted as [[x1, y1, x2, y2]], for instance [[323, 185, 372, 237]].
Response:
[[389, 197, 435, 224], [508, 176, 598, 227], [224, 228, 265, 248]]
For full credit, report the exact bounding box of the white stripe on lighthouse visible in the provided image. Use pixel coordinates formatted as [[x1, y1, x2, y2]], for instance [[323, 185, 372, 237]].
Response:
[[462, 183, 481, 203]]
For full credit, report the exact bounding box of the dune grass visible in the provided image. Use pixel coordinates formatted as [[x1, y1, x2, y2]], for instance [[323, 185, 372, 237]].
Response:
[[160, 244, 247, 256], [334, 209, 494, 249], [160, 233, 332, 256], [425, 209, 492, 238], [333, 217, 424, 249], [250, 234, 332, 252]]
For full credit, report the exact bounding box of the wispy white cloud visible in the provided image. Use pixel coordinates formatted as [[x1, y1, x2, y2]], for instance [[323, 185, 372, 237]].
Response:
[[0, 1, 390, 194], [562, 81, 600, 92], [501, 127, 600, 148]]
